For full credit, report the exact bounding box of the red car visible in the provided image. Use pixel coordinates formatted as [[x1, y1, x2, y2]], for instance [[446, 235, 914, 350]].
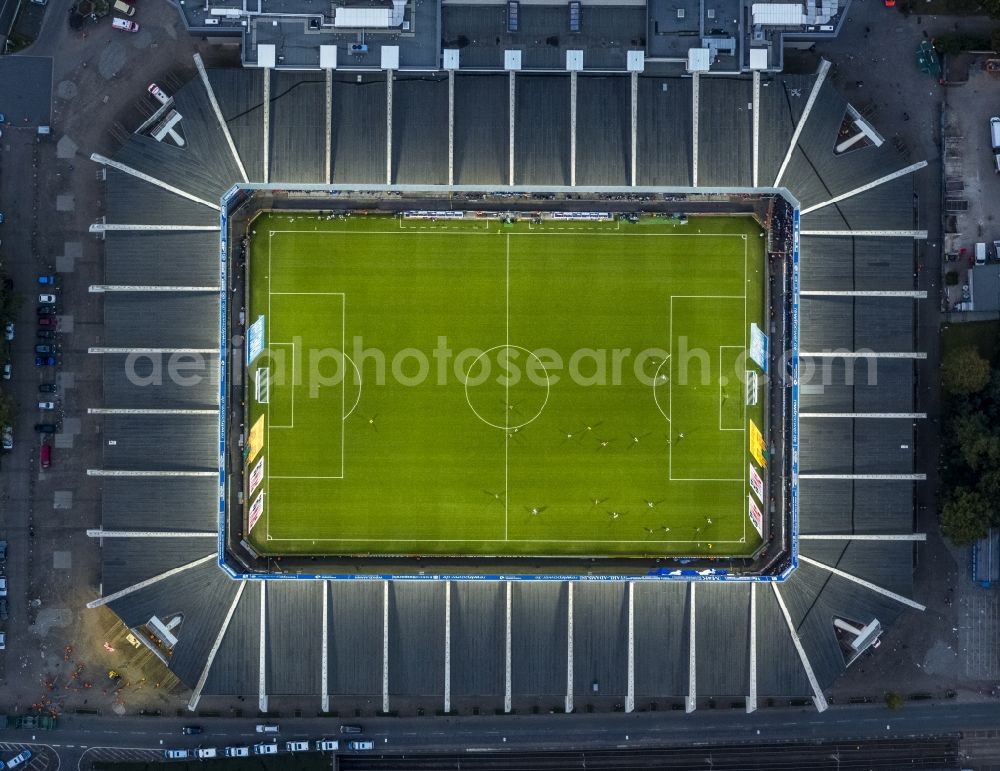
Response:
[[38, 316, 56, 328], [40, 443, 51, 469]]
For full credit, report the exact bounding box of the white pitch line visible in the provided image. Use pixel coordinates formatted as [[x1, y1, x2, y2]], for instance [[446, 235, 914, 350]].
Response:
[[505, 234, 510, 542]]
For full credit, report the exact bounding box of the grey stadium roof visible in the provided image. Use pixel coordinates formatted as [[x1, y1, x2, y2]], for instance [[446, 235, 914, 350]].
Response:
[[85, 55, 927, 714]]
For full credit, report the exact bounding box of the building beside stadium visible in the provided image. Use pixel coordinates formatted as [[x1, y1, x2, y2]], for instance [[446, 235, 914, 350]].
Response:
[[85, 52, 927, 714], [172, 0, 849, 74]]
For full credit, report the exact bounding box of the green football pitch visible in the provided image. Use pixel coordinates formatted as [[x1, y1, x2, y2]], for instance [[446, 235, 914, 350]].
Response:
[[243, 213, 767, 558]]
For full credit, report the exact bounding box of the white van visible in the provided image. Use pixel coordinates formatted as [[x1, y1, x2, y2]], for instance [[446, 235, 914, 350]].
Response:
[[976, 242, 987, 266], [194, 748, 218, 759], [112, 0, 134, 16], [224, 746, 249, 757], [111, 17, 139, 31], [286, 740, 309, 752], [253, 742, 278, 755], [256, 724, 279, 733], [991, 116, 1000, 151], [316, 739, 339, 751]]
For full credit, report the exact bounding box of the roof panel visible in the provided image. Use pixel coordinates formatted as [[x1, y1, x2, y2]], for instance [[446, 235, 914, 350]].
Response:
[[697, 77, 752, 188], [266, 581, 323, 696], [331, 73, 387, 184], [454, 74, 509, 186], [511, 582, 567, 697], [389, 582, 445, 696], [633, 582, 688, 698], [329, 581, 383, 695], [638, 76, 692, 186], [515, 75, 570, 186], [270, 72, 327, 184], [101, 476, 217, 532], [451, 582, 505, 697], [572, 582, 628, 697], [393, 76, 448, 185]]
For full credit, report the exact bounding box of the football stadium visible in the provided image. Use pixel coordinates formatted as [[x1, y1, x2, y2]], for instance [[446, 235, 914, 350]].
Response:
[[242, 213, 767, 560], [84, 56, 927, 715]]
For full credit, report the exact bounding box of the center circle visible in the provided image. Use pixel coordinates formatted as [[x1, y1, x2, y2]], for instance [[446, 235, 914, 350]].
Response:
[[463, 345, 551, 430]]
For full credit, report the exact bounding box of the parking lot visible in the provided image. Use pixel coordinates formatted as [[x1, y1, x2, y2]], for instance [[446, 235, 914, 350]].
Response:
[[941, 65, 1000, 311]]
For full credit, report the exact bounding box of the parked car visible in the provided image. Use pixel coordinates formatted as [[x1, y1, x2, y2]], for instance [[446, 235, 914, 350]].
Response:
[[37, 316, 55, 327], [36, 330, 54, 340], [37, 275, 55, 285], [0, 598, 7, 620], [35, 356, 56, 367], [38, 294, 56, 304], [346, 740, 375, 751], [162, 749, 188, 760], [224, 746, 249, 757], [0, 577, 7, 596], [2, 426, 12, 450], [40, 444, 51, 470], [35, 344, 52, 355], [0, 632, 5, 651], [316, 740, 339, 752], [194, 748, 218, 759], [38, 384, 56, 393], [286, 741, 309, 753], [252, 743, 277, 755], [112, 16, 139, 31], [34, 424, 57, 433], [3, 363, 10, 380], [0, 540, 6, 559], [5, 750, 31, 769], [37, 305, 56, 315], [3, 322, 12, 341]]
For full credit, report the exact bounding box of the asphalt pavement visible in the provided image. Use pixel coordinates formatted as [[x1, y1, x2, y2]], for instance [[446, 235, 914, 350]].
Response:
[[0, 700, 999, 769]]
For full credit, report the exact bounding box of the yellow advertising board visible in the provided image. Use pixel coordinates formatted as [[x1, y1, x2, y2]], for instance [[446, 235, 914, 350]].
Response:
[[247, 414, 265, 464], [749, 419, 767, 468]]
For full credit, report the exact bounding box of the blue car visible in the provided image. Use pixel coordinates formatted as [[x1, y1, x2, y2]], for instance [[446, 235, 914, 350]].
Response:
[[6, 749, 32, 768], [34, 344, 52, 354], [35, 356, 55, 367], [37, 275, 56, 285]]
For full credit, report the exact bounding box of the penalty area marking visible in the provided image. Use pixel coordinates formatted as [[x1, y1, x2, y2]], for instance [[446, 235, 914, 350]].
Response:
[[343, 353, 363, 419], [651, 355, 671, 422], [718, 345, 746, 433]]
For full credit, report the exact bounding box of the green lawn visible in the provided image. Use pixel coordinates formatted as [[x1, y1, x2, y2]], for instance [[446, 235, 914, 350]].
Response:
[[244, 213, 767, 558]]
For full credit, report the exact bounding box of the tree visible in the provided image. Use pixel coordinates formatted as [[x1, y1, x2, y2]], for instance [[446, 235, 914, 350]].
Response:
[[952, 412, 1000, 472], [885, 691, 904, 711], [942, 346, 990, 395], [940, 487, 991, 546]]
